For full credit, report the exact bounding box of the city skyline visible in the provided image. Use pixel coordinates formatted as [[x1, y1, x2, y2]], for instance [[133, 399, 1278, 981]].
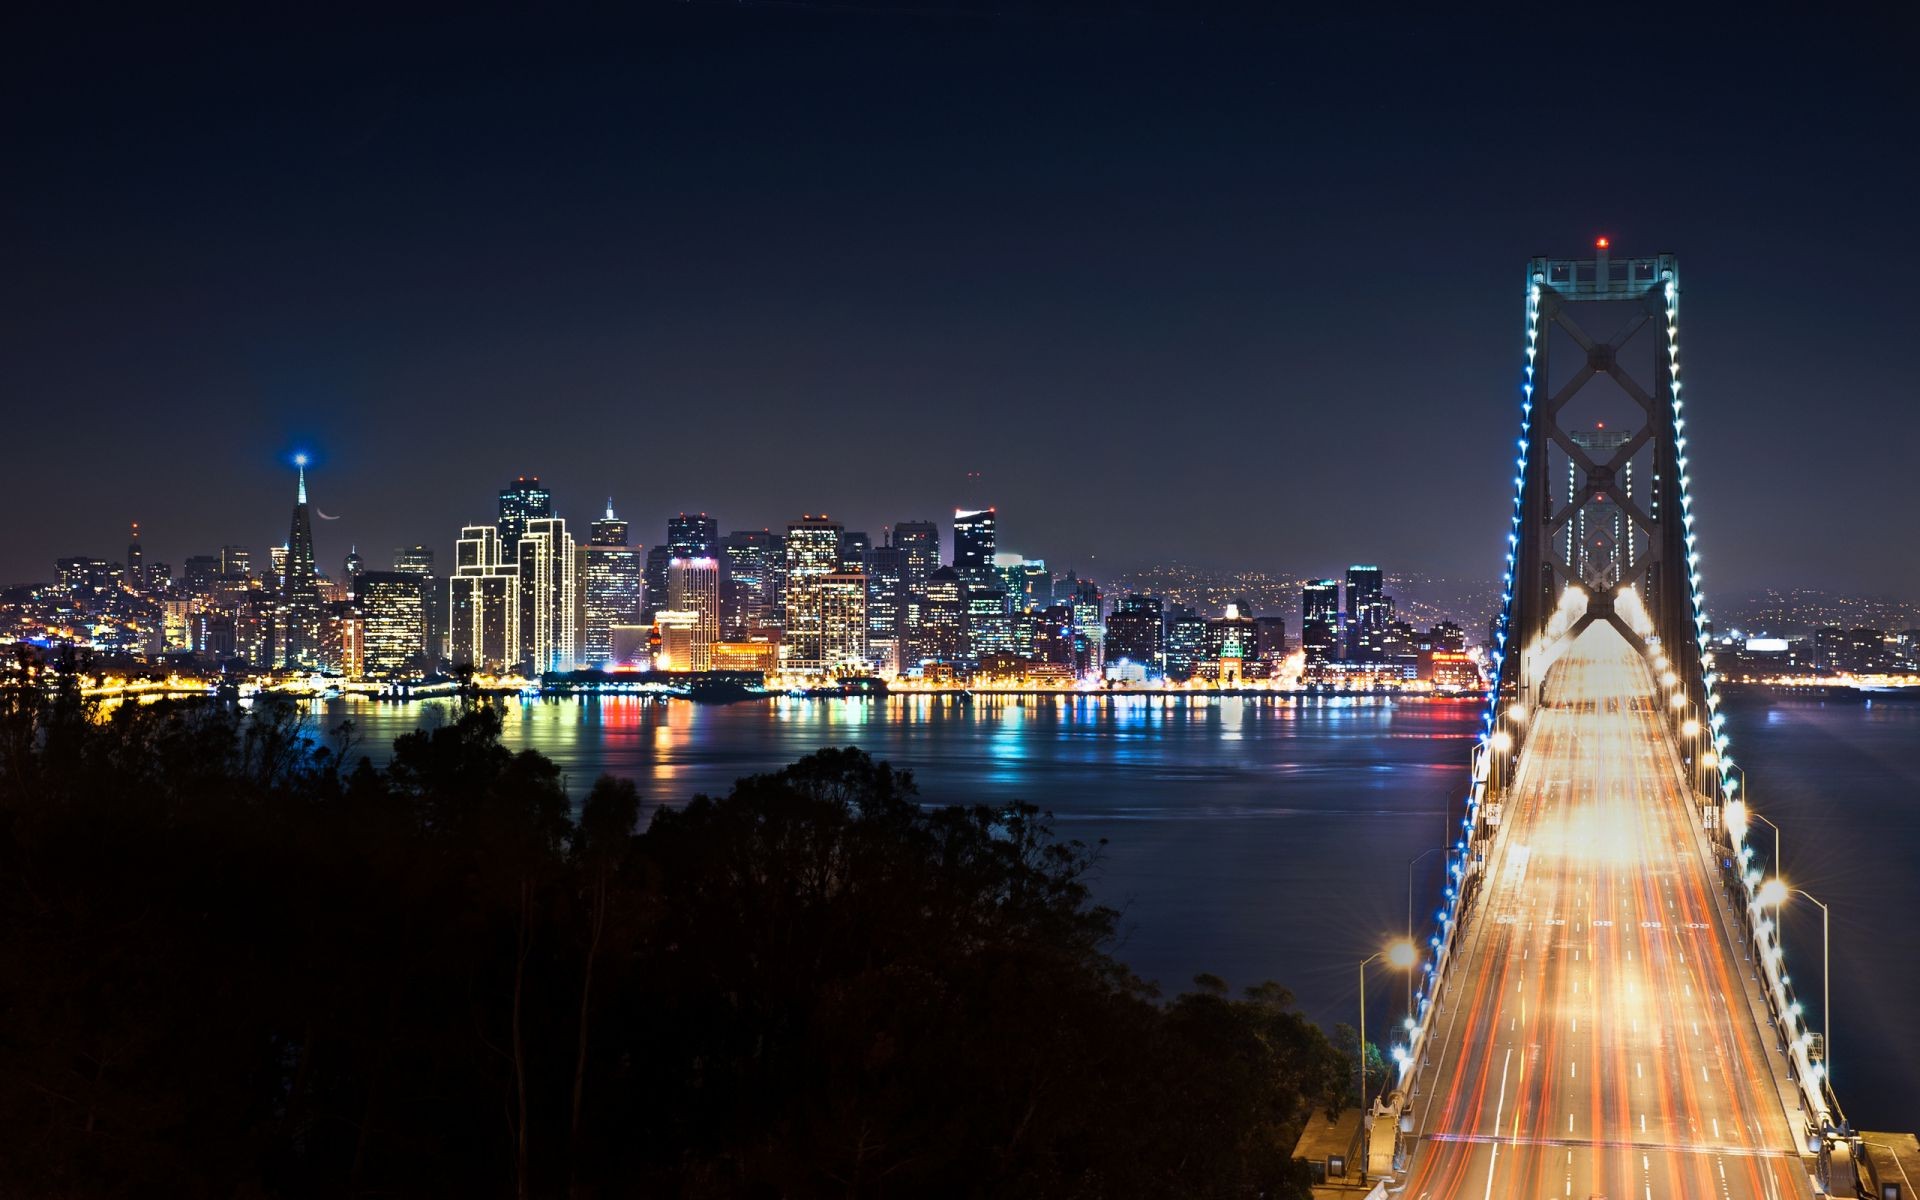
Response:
[[5, 10, 1918, 596]]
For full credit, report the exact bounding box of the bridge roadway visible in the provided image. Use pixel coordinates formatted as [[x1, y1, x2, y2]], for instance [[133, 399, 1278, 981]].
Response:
[[1401, 626, 1811, 1199]]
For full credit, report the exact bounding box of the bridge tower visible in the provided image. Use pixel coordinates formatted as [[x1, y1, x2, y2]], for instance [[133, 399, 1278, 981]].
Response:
[[1492, 243, 1705, 726]]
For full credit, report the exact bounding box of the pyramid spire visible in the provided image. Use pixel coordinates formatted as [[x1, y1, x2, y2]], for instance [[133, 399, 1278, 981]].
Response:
[[294, 453, 309, 504]]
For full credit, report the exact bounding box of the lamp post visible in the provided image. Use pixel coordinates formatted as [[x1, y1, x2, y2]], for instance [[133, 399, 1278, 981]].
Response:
[[1406, 847, 1444, 1016], [1357, 941, 1418, 1113], [1681, 716, 1702, 796], [1759, 880, 1832, 1093]]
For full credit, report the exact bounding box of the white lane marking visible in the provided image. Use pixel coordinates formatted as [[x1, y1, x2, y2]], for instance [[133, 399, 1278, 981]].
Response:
[[1483, 1048, 1513, 1200]]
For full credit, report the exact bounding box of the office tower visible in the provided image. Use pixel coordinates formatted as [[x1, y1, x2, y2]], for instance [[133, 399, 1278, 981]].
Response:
[[516, 517, 578, 674], [183, 555, 222, 600], [1343, 565, 1385, 660], [642, 545, 670, 621], [357, 571, 427, 678], [391, 546, 440, 660], [1021, 560, 1052, 607], [1204, 604, 1259, 681], [1104, 594, 1163, 671], [781, 514, 846, 672], [721, 529, 781, 637], [145, 561, 172, 592], [891, 520, 939, 652], [1070, 577, 1104, 678], [218, 545, 253, 579], [344, 547, 364, 586], [1428, 621, 1465, 653], [580, 501, 643, 667], [667, 513, 719, 560], [610, 624, 651, 670], [964, 586, 1013, 664], [952, 507, 996, 588], [667, 556, 721, 671], [992, 552, 1026, 602], [497, 477, 553, 555], [839, 529, 871, 574], [449, 524, 520, 670], [917, 566, 968, 666], [270, 545, 289, 591], [126, 523, 143, 590], [55, 557, 115, 595], [817, 574, 870, 671], [280, 456, 325, 670], [1302, 578, 1340, 666], [864, 539, 908, 674], [1254, 615, 1288, 667], [1164, 606, 1206, 681]]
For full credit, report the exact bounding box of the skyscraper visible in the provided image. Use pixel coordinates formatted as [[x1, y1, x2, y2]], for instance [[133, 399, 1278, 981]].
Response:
[[279, 455, 325, 670], [392, 545, 441, 666], [497, 477, 553, 555], [516, 516, 578, 674], [721, 529, 781, 637], [891, 519, 940, 653], [449, 525, 519, 670], [357, 571, 427, 678], [917, 567, 968, 667], [1343, 565, 1394, 663], [582, 500, 643, 667], [952, 507, 996, 589], [1103, 594, 1162, 673], [648, 513, 718, 620], [864, 538, 908, 674], [1302, 578, 1340, 666], [126, 522, 143, 592], [667, 556, 721, 671], [839, 529, 871, 574], [782, 514, 845, 673]]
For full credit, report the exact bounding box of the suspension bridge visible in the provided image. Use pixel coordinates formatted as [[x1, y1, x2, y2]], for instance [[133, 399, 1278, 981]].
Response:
[[1357, 246, 1885, 1199]]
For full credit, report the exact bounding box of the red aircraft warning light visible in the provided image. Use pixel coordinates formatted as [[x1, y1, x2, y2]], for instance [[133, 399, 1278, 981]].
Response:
[[1595, 236, 1611, 249]]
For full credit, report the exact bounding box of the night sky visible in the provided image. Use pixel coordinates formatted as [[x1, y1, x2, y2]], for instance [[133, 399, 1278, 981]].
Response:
[[6, 7, 1916, 596]]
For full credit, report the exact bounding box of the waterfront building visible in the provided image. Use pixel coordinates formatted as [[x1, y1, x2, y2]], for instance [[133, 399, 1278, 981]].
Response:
[[1103, 594, 1162, 674], [1204, 603, 1260, 681], [357, 571, 426, 678], [1343, 565, 1386, 660], [642, 545, 670, 621], [1164, 606, 1206, 682], [610, 624, 651, 670], [1254, 615, 1288, 670], [280, 456, 326, 670], [1302, 578, 1339, 666], [654, 610, 698, 672], [582, 501, 643, 666], [712, 638, 779, 674], [815, 573, 870, 673], [952, 507, 996, 589], [516, 517, 578, 674], [392, 544, 442, 664], [781, 514, 844, 670], [667, 556, 721, 671], [497, 477, 553, 555], [449, 524, 520, 671]]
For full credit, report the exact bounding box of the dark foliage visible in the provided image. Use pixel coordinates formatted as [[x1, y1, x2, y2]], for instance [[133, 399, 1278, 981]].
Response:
[[0, 658, 1343, 1197]]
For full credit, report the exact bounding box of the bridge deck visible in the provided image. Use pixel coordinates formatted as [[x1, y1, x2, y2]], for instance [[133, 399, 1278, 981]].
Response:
[[1402, 625, 1812, 1199]]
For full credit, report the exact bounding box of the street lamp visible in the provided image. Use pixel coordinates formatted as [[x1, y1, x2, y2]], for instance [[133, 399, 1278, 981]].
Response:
[[1759, 879, 1832, 1092], [1358, 940, 1419, 1115], [1406, 848, 1444, 1014]]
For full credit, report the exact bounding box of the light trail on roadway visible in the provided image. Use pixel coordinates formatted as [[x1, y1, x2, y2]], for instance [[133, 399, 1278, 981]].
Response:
[[1399, 624, 1813, 1199]]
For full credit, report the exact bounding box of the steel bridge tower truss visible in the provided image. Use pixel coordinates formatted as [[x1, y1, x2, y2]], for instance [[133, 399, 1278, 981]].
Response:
[[1495, 248, 1703, 714]]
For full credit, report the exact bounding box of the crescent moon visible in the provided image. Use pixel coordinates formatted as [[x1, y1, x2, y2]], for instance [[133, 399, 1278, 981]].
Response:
[[315, 509, 342, 520]]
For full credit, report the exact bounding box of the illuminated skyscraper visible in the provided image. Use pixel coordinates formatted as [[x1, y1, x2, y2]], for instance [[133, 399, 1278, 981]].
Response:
[[126, 523, 143, 591], [1343, 565, 1385, 660], [1302, 578, 1340, 666], [721, 529, 781, 636], [449, 525, 519, 670], [917, 566, 967, 666], [952, 507, 996, 589], [864, 538, 908, 674], [391, 546, 440, 663], [583, 500, 643, 666], [1103, 594, 1162, 673], [497, 477, 553, 555], [516, 517, 578, 673], [781, 514, 846, 673], [357, 571, 427, 678], [279, 455, 326, 670], [667, 556, 721, 671], [648, 513, 718, 619]]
